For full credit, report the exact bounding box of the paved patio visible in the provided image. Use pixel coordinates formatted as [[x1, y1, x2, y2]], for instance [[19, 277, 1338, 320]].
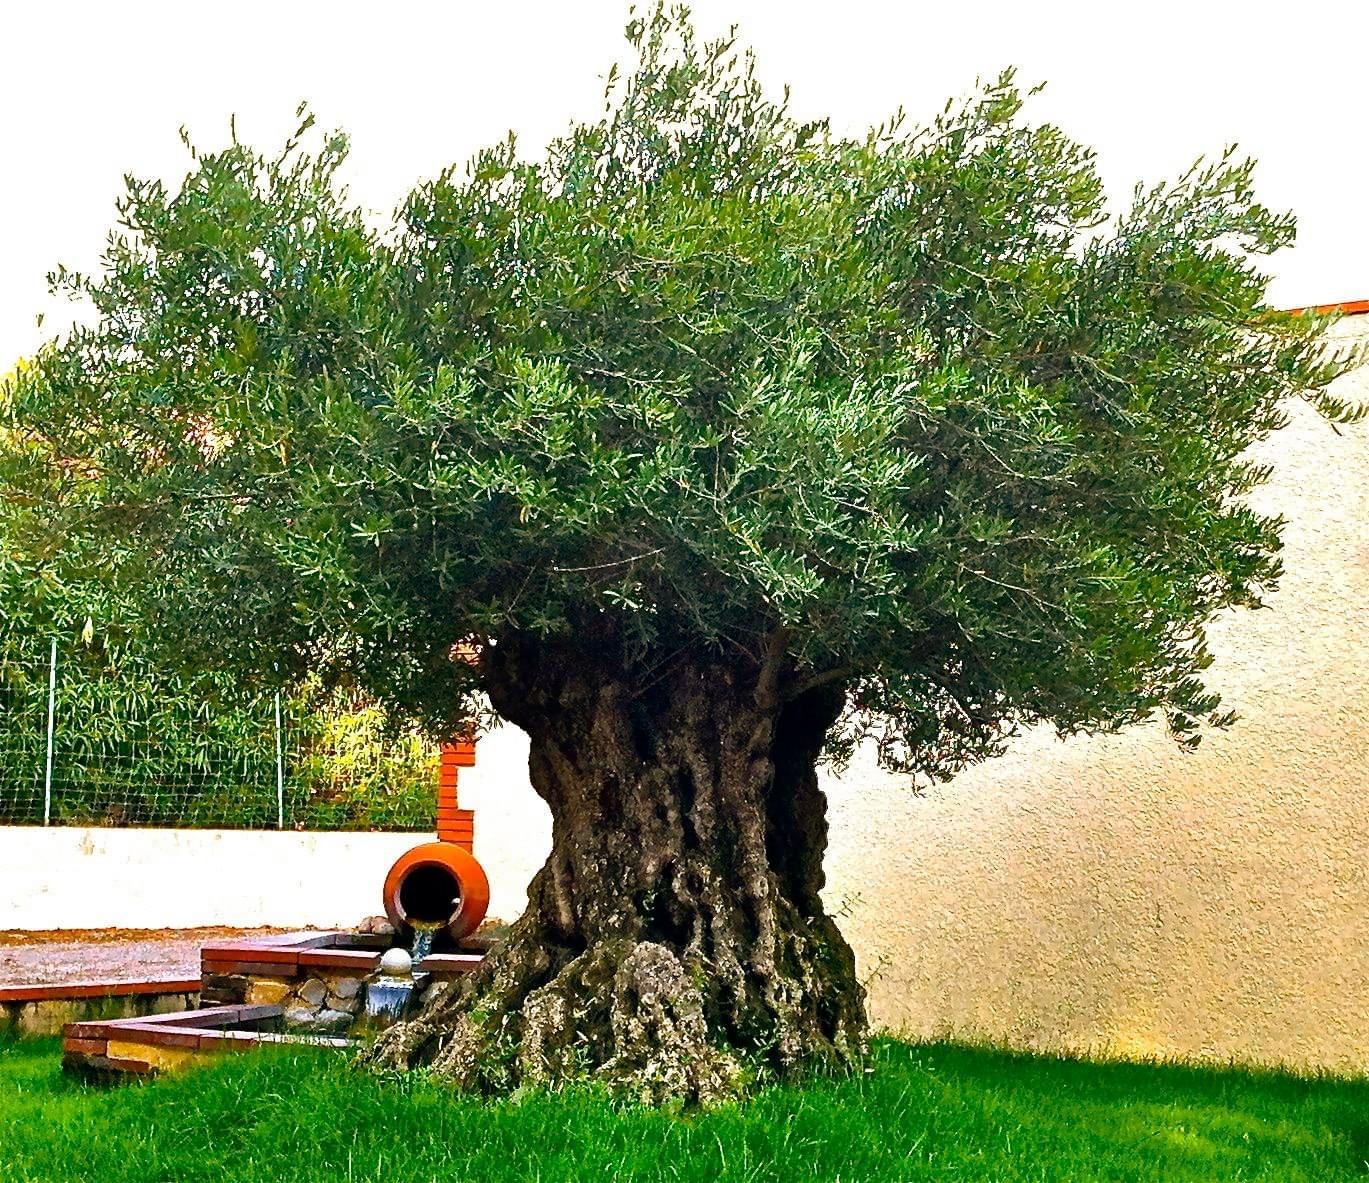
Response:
[[0, 928, 306, 986]]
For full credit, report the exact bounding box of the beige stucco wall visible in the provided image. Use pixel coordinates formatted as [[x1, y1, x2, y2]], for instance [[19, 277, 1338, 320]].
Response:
[[823, 313, 1369, 1073]]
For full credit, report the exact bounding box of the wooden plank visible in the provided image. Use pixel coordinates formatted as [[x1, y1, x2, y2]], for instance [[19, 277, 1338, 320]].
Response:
[[112, 1023, 204, 1050], [297, 949, 382, 972], [173, 1004, 284, 1027], [231, 930, 340, 949], [199, 944, 300, 965], [104, 1056, 155, 1075], [345, 933, 391, 949], [62, 1037, 107, 1056], [204, 1030, 354, 1052], [64, 1020, 115, 1040], [420, 953, 485, 976], [0, 978, 201, 1003], [109, 1004, 284, 1030]]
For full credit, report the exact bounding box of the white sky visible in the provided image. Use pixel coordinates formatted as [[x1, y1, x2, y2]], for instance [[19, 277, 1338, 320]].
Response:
[[2, 0, 1366, 365]]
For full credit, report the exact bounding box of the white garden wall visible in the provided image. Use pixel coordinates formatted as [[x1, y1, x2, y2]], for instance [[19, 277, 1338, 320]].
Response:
[[0, 724, 550, 933], [0, 828, 428, 931]]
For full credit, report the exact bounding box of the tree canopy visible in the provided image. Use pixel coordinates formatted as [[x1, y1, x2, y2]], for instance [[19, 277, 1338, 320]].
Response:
[[2, 7, 1358, 777]]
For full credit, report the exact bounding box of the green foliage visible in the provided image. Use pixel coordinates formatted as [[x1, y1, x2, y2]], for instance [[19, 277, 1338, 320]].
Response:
[[0, 641, 438, 830], [281, 680, 439, 830], [1, 1038, 1367, 1181], [1, 6, 1360, 777]]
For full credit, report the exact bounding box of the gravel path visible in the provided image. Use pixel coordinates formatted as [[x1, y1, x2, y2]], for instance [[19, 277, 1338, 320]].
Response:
[[0, 928, 308, 986]]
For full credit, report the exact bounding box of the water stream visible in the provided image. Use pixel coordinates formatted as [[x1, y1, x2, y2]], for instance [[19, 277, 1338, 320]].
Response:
[[410, 920, 440, 968]]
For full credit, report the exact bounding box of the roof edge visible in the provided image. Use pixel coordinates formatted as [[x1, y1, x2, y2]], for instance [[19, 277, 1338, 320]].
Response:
[[1283, 299, 1369, 317]]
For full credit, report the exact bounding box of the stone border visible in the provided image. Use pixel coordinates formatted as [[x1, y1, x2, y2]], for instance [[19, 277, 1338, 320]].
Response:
[[62, 1003, 354, 1076]]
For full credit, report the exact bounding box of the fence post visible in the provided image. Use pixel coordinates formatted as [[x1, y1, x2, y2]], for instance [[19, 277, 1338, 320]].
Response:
[[43, 638, 57, 826], [274, 691, 285, 829]]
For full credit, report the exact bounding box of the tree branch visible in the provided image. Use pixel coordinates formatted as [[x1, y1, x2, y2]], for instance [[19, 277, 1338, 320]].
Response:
[[754, 625, 793, 709]]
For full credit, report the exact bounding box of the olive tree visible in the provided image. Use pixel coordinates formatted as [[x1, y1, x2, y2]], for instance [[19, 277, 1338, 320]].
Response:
[[2, 7, 1358, 1103]]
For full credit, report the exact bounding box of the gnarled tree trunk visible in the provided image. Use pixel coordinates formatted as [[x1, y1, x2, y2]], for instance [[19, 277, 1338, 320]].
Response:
[[364, 633, 865, 1104]]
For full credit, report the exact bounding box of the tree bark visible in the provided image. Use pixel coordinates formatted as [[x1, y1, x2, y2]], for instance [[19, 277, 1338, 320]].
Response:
[[363, 632, 866, 1104]]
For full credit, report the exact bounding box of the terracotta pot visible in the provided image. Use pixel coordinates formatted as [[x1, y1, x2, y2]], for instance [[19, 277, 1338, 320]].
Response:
[[382, 841, 490, 940]]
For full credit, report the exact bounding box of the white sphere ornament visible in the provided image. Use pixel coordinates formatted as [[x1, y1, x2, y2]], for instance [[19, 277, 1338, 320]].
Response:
[[379, 947, 414, 978]]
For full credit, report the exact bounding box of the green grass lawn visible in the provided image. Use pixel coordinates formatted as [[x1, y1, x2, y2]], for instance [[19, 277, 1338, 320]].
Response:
[[0, 1038, 1364, 1182]]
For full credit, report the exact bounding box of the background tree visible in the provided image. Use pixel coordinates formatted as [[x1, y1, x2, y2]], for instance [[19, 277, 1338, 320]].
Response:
[[1, 6, 1359, 1103], [1, 366, 442, 833]]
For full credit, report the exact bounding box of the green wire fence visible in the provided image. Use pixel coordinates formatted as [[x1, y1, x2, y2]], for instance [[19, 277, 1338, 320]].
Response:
[[0, 641, 438, 831]]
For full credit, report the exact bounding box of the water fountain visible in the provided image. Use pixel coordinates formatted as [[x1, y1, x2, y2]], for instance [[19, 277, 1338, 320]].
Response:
[[362, 947, 421, 1025], [63, 739, 497, 1078]]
